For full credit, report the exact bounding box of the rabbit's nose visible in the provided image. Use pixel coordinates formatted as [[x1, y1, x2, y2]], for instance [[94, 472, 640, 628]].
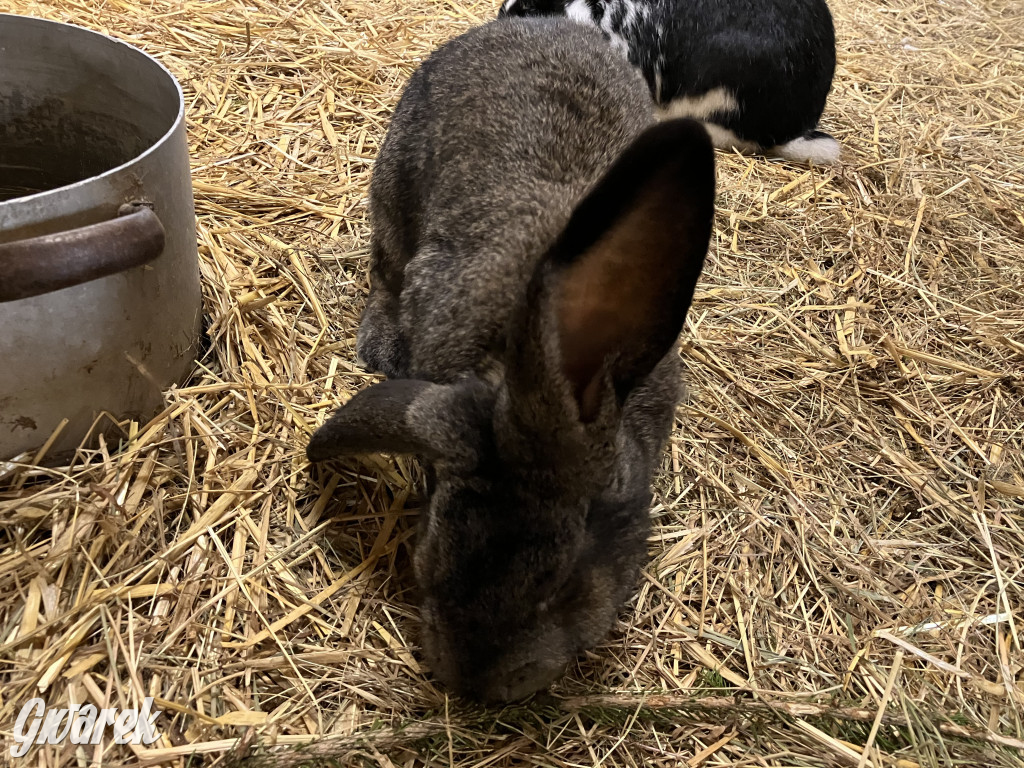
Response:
[[481, 660, 565, 703]]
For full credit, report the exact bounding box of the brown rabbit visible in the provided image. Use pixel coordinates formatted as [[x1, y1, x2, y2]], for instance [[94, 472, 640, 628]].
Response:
[[308, 17, 715, 703]]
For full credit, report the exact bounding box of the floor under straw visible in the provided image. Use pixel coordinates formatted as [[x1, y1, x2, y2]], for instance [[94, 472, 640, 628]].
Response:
[[2, 0, 1023, 765]]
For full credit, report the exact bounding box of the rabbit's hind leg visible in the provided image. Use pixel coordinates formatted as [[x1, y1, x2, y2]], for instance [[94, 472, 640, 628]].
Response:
[[772, 130, 840, 165]]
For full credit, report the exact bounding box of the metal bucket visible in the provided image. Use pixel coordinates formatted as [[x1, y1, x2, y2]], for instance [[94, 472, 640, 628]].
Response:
[[0, 14, 202, 461]]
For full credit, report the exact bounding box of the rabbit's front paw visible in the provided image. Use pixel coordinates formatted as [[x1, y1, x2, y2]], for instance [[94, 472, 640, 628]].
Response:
[[356, 315, 409, 379]]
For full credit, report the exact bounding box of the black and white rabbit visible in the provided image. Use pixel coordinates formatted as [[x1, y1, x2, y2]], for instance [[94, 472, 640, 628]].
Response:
[[306, 18, 715, 702], [500, 0, 839, 164]]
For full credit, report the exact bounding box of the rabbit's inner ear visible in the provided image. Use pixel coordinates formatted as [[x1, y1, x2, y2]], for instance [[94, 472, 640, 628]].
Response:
[[552, 119, 717, 422], [556, 193, 682, 421]]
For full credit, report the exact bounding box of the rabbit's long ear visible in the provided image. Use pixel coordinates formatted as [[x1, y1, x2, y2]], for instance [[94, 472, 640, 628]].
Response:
[[540, 118, 716, 422], [307, 379, 491, 466]]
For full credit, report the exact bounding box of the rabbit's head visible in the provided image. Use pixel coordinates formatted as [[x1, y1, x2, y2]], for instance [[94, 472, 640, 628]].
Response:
[[308, 120, 715, 702]]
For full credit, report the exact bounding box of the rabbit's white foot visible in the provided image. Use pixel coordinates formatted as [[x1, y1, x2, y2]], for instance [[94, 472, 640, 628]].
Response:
[[773, 131, 840, 165]]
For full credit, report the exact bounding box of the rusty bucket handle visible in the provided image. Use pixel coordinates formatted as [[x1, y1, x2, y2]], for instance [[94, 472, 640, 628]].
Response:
[[0, 203, 166, 303]]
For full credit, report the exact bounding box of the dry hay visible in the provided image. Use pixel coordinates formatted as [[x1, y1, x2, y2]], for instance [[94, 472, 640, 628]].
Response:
[[1, 0, 1023, 765]]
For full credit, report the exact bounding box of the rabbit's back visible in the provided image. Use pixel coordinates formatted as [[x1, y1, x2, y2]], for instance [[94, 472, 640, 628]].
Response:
[[499, 0, 837, 162], [366, 19, 653, 381], [651, 0, 834, 143]]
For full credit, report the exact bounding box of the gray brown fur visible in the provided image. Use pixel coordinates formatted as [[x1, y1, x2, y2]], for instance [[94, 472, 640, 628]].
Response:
[[308, 18, 715, 702], [359, 19, 653, 379]]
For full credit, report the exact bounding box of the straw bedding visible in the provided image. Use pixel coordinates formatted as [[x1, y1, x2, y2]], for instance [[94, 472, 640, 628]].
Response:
[[1, 0, 1023, 764]]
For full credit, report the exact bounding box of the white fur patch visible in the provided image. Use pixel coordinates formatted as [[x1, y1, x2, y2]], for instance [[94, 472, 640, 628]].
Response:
[[653, 40, 665, 102], [599, 0, 638, 55], [657, 87, 740, 121], [773, 135, 841, 165], [501, 0, 518, 12], [565, 0, 593, 25]]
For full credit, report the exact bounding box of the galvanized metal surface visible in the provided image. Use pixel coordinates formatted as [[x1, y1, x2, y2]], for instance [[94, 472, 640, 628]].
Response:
[[0, 13, 201, 460]]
